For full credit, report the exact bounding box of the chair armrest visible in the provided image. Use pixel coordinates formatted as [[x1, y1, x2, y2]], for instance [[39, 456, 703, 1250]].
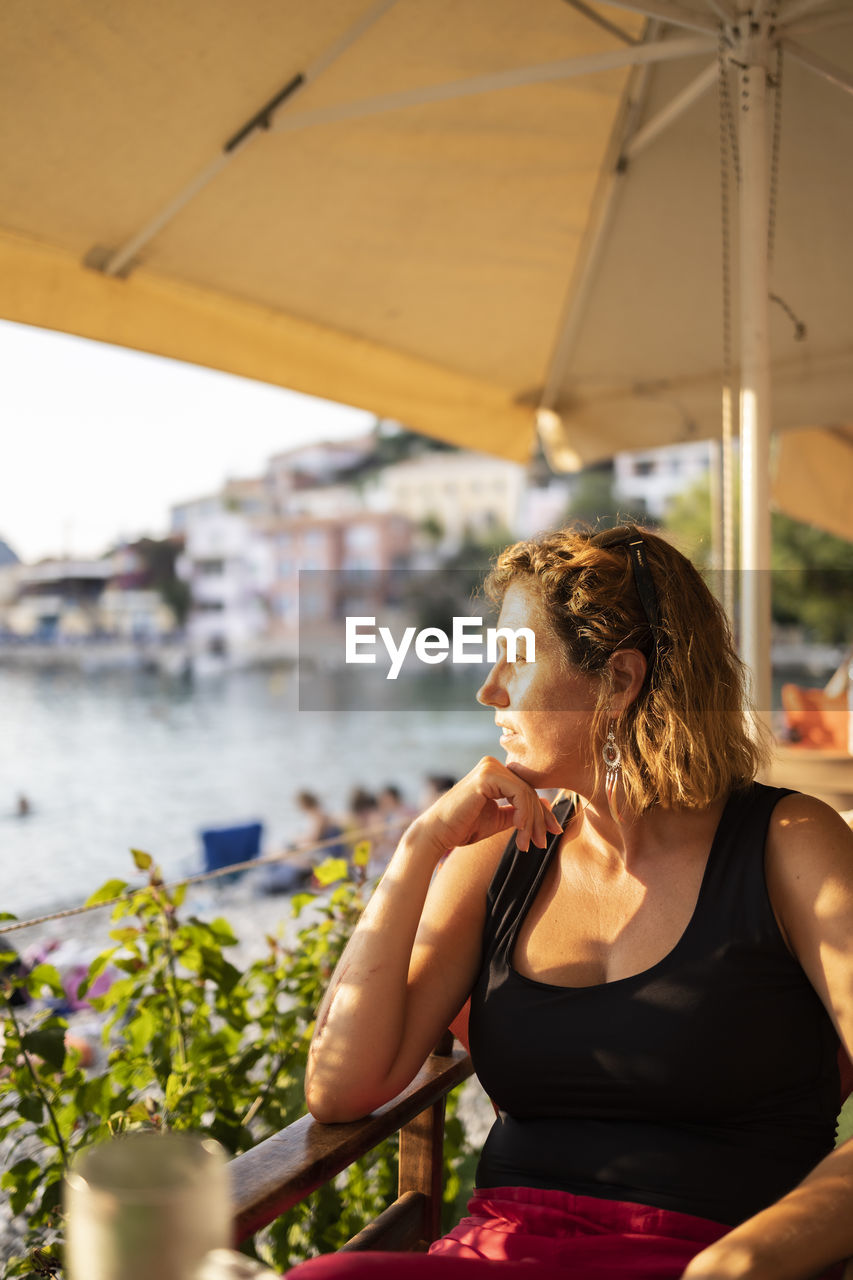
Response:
[[230, 1042, 473, 1243]]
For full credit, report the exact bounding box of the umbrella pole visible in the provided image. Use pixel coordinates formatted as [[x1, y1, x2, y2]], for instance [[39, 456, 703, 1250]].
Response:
[[736, 16, 773, 721]]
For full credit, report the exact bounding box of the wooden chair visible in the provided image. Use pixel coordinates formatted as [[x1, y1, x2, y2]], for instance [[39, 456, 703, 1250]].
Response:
[[229, 1032, 472, 1254]]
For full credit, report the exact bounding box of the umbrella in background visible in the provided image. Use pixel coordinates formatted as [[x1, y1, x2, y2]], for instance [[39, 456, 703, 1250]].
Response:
[[773, 426, 853, 543], [1, 0, 852, 706]]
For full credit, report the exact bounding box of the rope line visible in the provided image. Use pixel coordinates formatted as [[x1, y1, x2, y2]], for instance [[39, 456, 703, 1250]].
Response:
[[0, 819, 403, 937]]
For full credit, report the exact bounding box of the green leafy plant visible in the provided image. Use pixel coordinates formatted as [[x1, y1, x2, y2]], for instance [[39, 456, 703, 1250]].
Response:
[[1, 848, 472, 1277]]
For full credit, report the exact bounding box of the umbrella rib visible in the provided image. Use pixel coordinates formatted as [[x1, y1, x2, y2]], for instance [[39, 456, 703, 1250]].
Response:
[[623, 60, 718, 159], [561, 0, 639, 44], [702, 0, 738, 21], [778, 0, 842, 20], [782, 7, 853, 36], [274, 37, 716, 135], [93, 0, 400, 277], [537, 25, 666, 423], [592, 0, 718, 35], [781, 37, 853, 98]]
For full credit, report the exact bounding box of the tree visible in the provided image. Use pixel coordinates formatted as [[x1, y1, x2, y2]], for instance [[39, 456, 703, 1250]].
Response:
[[561, 464, 652, 531], [132, 537, 191, 628], [402, 525, 515, 636], [665, 476, 853, 642]]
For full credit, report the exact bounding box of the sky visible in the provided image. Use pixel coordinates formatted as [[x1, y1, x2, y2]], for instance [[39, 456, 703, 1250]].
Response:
[[0, 319, 374, 564]]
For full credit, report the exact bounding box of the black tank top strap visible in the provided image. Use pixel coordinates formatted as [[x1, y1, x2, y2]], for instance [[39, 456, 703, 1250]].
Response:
[[482, 793, 576, 962], [685, 781, 796, 956]]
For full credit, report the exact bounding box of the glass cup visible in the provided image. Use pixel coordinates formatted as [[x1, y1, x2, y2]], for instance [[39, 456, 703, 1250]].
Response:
[[64, 1131, 230, 1280]]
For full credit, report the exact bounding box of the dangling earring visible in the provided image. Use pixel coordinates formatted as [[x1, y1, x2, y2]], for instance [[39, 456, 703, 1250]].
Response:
[[602, 725, 624, 824]]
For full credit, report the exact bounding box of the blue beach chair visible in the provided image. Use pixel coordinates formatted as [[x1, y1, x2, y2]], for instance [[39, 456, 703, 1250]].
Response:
[[200, 821, 263, 884]]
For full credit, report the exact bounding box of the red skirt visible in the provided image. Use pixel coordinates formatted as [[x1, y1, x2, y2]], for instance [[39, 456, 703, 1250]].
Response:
[[285, 1185, 734, 1279]]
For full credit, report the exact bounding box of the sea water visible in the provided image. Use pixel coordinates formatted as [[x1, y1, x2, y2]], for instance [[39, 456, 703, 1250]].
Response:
[[0, 664, 494, 920]]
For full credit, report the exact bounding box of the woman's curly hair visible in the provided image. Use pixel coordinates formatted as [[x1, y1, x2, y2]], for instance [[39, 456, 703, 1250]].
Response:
[[485, 525, 770, 810]]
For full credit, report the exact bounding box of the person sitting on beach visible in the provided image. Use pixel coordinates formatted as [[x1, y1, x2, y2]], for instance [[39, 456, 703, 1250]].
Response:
[[262, 792, 345, 894], [295, 790, 345, 860], [342, 787, 380, 862], [295, 525, 853, 1280]]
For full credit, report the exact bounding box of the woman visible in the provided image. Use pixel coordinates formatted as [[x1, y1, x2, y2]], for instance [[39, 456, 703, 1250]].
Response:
[[296, 526, 853, 1280]]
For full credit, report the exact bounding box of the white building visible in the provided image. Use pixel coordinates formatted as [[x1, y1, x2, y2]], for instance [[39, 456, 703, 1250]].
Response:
[[97, 588, 176, 641], [172, 495, 274, 660], [613, 442, 712, 519], [367, 450, 526, 553], [7, 559, 115, 639], [267, 436, 376, 518]]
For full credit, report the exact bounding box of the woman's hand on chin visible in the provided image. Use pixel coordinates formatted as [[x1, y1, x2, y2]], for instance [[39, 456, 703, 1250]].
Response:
[[411, 755, 563, 856]]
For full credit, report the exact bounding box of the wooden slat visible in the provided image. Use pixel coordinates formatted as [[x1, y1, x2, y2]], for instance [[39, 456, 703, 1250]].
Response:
[[339, 1190, 428, 1252], [230, 1045, 472, 1242], [398, 1094, 446, 1242]]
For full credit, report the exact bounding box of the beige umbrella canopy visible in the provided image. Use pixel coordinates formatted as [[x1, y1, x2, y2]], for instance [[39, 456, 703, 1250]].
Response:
[[1, 0, 649, 463], [2, 0, 849, 463], [773, 427, 853, 543], [1, 0, 852, 700]]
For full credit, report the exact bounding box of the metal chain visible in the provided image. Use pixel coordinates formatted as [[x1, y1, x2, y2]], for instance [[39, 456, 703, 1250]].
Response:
[[718, 35, 736, 394], [767, 42, 783, 271], [720, 35, 740, 190], [0, 818, 399, 936], [766, 41, 808, 341], [718, 35, 737, 610]]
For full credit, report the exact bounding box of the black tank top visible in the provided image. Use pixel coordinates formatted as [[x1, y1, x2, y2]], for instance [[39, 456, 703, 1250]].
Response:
[[468, 782, 840, 1226]]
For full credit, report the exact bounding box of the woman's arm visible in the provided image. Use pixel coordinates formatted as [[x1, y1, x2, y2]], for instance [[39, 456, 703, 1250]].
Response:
[[305, 756, 561, 1123], [683, 793, 853, 1280]]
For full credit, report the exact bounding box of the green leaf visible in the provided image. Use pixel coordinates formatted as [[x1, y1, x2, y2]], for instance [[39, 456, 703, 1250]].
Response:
[[75, 948, 118, 999], [90, 974, 136, 1010], [352, 840, 371, 868], [131, 848, 153, 871], [86, 879, 129, 907], [18, 1094, 44, 1124], [198, 948, 241, 993], [164, 1073, 183, 1111], [2, 1156, 43, 1215], [1, 1157, 40, 1191], [25, 963, 65, 999], [122, 1007, 159, 1054], [108, 927, 139, 945], [76, 1073, 112, 1117], [313, 858, 349, 887], [21, 1026, 66, 1070], [205, 917, 239, 947], [38, 1172, 63, 1216], [123, 1101, 155, 1125]]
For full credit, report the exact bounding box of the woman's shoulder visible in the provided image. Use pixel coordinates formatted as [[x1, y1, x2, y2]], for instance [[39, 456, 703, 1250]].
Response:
[[759, 789, 853, 1062], [765, 789, 853, 954], [766, 788, 853, 858]]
